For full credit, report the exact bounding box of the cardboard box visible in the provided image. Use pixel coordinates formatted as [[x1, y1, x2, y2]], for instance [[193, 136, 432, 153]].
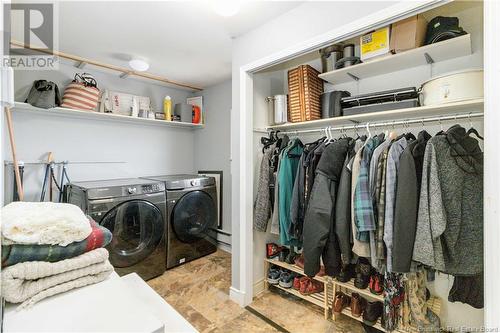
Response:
[[360, 26, 391, 61], [390, 15, 427, 53]]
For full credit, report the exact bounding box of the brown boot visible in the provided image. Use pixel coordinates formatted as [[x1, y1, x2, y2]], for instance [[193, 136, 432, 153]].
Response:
[[351, 292, 367, 318], [333, 291, 351, 315]]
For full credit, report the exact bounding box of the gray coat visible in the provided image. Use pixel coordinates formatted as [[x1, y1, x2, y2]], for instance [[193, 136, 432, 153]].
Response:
[[413, 126, 483, 275], [253, 143, 275, 232]]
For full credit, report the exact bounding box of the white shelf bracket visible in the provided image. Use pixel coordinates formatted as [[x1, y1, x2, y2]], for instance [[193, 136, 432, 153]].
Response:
[[75, 61, 86, 69], [424, 52, 434, 64], [347, 72, 360, 81]]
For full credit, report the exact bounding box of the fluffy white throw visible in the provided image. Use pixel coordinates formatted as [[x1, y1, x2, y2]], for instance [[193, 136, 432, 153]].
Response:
[[2, 248, 114, 309], [1, 202, 92, 246]]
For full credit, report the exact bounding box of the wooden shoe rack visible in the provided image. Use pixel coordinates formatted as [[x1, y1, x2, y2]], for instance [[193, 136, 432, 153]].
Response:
[[264, 258, 442, 331]]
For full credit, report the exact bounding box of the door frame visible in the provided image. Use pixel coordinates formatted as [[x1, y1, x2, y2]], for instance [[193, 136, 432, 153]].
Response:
[[234, 0, 500, 328]]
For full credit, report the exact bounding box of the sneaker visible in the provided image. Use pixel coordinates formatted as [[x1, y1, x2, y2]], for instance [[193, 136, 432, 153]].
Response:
[[337, 263, 355, 283], [354, 258, 372, 289], [285, 248, 298, 264], [333, 291, 351, 315], [363, 301, 383, 326], [278, 248, 290, 262], [369, 272, 383, 295], [301, 278, 324, 295], [267, 266, 281, 285], [278, 271, 294, 288], [293, 276, 301, 290], [351, 293, 367, 318], [266, 243, 283, 259]]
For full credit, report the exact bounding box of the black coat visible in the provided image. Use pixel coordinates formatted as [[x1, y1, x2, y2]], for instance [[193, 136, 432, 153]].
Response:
[[302, 138, 352, 277]]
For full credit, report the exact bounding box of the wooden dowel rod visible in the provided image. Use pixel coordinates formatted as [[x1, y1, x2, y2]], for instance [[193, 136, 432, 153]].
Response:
[[10, 40, 203, 91], [4, 107, 24, 201]]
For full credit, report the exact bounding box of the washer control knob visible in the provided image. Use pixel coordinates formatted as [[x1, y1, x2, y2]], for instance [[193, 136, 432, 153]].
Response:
[[190, 180, 198, 187], [128, 187, 137, 194]]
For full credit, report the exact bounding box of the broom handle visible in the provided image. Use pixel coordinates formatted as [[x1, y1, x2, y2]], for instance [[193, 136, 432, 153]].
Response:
[[4, 107, 24, 201]]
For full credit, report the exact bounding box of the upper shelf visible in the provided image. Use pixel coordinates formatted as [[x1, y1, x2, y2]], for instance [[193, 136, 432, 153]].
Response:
[[262, 98, 484, 131], [10, 102, 204, 129], [319, 34, 472, 85]]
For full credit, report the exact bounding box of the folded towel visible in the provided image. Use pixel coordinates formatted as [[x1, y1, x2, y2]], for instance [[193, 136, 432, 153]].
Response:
[[2, 219, 113, 267], [1, 202, 92, 246], [2, 248, 113, 309]]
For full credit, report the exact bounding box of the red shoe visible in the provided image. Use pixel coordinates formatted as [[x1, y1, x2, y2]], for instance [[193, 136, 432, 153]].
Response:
[[294, 254, 305, 269], [369, 273, 384, 295], [301, 278, 324, 295], [299, 276, 310, 294], [293, 276, 301, 290], [266, 243, 283, 259]]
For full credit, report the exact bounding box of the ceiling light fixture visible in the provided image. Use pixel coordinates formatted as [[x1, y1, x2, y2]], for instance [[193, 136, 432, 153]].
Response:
[[212, 0, 241, 17], [128, 58, 149, 72]]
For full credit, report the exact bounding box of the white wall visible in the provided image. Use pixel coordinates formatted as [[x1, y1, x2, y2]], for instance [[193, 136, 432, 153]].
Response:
[[192, 79, 232, 248], [4, 62, 195, 203], [230, 0, 395, 296]]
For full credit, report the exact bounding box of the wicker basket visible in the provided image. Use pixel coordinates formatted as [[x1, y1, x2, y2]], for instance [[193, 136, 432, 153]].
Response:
[[287, 65, 324, 123]]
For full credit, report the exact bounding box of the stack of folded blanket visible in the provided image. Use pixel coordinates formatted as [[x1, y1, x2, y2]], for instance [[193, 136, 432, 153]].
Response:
[[1, 202, 114, 309]]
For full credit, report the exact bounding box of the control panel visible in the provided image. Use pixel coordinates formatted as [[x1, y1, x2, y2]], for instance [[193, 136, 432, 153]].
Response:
[[141, 183, 164, 194]]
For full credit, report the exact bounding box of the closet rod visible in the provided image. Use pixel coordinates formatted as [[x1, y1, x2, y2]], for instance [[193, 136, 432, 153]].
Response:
[[9, 40, 203, 91], [255, 112, 484, 135]]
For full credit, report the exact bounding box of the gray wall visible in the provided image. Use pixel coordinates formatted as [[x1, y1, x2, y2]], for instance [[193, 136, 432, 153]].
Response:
[[4, 62, 195, 202], [192, 80, 232, 248]]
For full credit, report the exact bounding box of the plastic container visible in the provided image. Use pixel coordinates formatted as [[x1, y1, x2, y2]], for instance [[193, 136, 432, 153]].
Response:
[[163, 96, 172, 121]]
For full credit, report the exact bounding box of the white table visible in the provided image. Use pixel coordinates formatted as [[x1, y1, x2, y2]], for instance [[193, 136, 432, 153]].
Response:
[[3, 272, 197, 333]]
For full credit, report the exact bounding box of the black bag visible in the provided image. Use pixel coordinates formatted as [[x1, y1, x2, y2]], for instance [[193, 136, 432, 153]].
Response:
[[25, 80, 62, 109], [424, 16, 467, 45], [321, 91, 350, 118]]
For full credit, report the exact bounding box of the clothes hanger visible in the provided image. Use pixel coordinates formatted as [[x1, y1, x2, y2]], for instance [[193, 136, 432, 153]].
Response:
[[388, 120, 397, 140], [466, 113, 484, 140]]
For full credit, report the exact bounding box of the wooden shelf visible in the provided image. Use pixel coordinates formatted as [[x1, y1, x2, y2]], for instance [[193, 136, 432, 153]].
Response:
[[264, 258, 326, 283], [269, 284, 326, 309], [338, 307, 385, 331], [11, 102, 204, 129], [261, 98, 483, 131], [319, 34, 472, 85], [334, 279, 384, 301]]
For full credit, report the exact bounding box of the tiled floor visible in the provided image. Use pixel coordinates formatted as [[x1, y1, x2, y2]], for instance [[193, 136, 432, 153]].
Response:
[[148, 249, 364, 333]]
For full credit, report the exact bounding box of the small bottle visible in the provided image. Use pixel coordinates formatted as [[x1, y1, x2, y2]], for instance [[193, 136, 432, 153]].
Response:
[[163, 96, 172, 121]]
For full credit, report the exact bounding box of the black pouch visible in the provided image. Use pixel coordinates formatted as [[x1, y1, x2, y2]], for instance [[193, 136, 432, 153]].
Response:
[[25, 80, 61, 109], [425, 16, 467, 45]]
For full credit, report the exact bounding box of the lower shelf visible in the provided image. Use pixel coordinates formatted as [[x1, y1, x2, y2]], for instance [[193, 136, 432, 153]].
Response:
[[269, 283, 326, 309], [336, 307, 385, 331]]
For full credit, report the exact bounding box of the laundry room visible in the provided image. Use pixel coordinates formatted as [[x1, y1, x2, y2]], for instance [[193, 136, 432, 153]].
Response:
[[1, 1, 499, 333]]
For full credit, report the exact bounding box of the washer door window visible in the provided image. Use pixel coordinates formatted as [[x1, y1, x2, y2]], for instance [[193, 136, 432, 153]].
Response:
[[172, 190, 216, 243], [101, 200, 164, 268]]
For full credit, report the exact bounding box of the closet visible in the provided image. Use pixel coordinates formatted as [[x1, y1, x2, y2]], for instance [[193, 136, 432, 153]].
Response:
[[251, 1, 484, 330]]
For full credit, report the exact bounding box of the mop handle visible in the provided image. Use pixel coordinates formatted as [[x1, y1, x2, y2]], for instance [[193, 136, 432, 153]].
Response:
[[4, 107, 24, 201]]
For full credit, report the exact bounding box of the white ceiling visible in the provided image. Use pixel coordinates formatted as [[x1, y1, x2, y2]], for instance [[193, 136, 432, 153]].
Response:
[[48, 1, 303, 90]]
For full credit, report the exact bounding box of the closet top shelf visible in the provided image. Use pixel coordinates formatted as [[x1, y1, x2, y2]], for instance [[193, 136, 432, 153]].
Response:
[[260, 98, 484, 132], [11, 102, 204, 129], [319, 34, 472, 85]]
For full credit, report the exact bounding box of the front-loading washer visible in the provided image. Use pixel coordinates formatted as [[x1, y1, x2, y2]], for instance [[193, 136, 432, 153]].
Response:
[[141, 174, 217, 269], [65, 178, 167, 280]]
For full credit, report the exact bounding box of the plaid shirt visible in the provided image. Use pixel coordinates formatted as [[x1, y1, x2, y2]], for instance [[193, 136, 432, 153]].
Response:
[[354, 136, 381, 241], [384, 137, 409, 272], [375, 146, 391, 262]]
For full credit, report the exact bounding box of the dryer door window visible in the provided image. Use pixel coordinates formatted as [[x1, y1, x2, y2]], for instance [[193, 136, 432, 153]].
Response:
[[101, 200, 164, 268], [172, 190, 216, 243]]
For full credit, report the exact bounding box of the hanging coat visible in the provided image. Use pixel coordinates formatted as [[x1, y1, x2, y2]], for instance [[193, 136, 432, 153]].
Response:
[[303, 138, 352, 277]]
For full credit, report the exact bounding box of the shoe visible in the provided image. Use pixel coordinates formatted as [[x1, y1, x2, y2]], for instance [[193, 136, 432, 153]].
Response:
[[369, 272, 383, 295], [278, 271, 294, 288], [267, 266, 281, 285], [363, 301, 383, 326], [266, 243, 283, 259], [301, 278, 324, 295], [333, 291, 351, 315], [351, 293, 367, 318], [354, 258, 372, 289], [299, 276, 311, 294], [294, 253, 305, 269], [285, 248, 298, 264], [279, 248, 290, 262], [293, 276, 301, 290], [337, 263, 355, 283]]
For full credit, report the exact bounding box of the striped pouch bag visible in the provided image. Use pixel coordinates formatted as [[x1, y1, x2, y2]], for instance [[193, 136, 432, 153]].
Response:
[[61, 73, 100, 111]]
